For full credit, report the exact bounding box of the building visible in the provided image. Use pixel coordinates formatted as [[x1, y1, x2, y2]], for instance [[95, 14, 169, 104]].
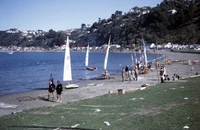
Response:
[[168, 9, 177, 14]]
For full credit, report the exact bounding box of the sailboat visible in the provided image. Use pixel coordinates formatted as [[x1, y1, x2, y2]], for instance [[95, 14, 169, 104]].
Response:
[[131, 47, 137, 67], [142, 38, 148, 67], [102, 35, 111, 78], [8, 51, 13, 55], [8, 48, 14, 55], [63, 34, 79, 89], [85, 44, 97, 71]]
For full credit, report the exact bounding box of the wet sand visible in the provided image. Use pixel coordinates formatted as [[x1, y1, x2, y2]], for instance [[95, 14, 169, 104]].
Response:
[[0, 51, 200, 117]]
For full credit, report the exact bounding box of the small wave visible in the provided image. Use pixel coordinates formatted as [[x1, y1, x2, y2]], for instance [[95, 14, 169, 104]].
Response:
[[0, 102, 18, 108]]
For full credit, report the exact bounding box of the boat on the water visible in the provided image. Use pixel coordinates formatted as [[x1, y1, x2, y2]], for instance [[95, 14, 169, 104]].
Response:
[[8, 49, 14, 55], [63, 33, 79, 89], [101, 35, 111, 79], [85, 44, 97, 71], [8, 51, 13, 55]]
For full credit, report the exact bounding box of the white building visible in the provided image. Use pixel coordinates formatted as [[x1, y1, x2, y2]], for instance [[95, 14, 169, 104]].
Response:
[[168, 9, 177, 14]]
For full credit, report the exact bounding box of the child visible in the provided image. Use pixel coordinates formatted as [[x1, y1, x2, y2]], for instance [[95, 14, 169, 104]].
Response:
[[48, 80, 55, 100], [56, 80, 63, 103]]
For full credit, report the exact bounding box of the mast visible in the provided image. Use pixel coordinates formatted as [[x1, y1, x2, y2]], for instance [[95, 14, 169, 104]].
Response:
[[154, 40, 160, 83]]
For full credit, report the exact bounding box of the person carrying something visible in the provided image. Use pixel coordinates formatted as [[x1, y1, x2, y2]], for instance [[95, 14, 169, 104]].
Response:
[[48, 80, 55, 100], [56, 80, 63, 103]]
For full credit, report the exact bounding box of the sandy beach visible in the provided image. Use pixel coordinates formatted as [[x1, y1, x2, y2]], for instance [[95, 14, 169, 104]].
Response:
[[0, 51, 200, 117]]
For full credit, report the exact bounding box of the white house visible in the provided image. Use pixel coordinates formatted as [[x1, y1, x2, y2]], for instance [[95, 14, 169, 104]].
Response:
[[164, 42, 172, 49], [168, 9, 177, 14], [110, 44, 121, 49]]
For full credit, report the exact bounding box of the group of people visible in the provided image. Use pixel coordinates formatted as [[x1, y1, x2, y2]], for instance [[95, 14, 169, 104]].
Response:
[[121, 65, 139, 82], [159, 65, 181, 82], [48, 73, 63, 103]]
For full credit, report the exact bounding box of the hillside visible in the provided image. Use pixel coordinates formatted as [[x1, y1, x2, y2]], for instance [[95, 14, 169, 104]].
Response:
[[77, 0, 200, 48], [0, 0, 200, 49]]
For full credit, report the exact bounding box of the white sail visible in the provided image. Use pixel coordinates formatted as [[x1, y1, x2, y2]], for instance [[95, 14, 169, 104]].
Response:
[[63, 35, 72, 81], [131, 48, 137, 66], [134, 50, 137, 64], [139, 49, 142, 63], [131, 53, 134, 66], [103, 36, 111, 70], [142, 38, 148, 67], [85, 44, 89, 67]]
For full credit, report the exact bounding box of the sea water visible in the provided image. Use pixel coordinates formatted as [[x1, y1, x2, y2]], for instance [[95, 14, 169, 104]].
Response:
[[0, 51, 160, 95]]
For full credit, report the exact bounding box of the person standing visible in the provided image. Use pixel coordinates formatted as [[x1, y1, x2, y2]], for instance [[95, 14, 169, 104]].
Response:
[[56, 80, 63, 103], [132, 69, 135, 81], [48, 80, 55, 100], [49, 73, 54, 84], [136, 62, 140, 70], [125, 66, 129, 80], [134, 66, 139, 81], [160, 67, 164, 83], [191, 66, 194, 73], [121, 67, 125, 82]]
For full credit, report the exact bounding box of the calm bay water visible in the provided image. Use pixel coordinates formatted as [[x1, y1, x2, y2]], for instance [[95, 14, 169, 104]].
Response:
[[0, 52, 159, 95]]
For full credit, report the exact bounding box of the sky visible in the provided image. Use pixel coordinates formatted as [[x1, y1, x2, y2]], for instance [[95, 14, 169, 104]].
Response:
[[0, 0, 163, 31]]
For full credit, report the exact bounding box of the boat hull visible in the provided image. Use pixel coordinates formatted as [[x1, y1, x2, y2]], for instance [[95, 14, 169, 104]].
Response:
[[65, 84, 79, 89], [86, 67, 97, 71]]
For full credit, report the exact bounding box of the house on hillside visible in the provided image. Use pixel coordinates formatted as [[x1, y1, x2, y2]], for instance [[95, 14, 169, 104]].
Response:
[[129, 7, 141, 14], [6, 28, 20, 33], [168, 9, 177, 14], [129, 6, 150, 15], [187, 0, 200, 4]]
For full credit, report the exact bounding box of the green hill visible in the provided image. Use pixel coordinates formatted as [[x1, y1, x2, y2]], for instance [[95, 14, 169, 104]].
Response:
[[0, 0, 200, 48]]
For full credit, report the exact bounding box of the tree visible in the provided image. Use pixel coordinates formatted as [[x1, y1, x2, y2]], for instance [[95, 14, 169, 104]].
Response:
[[46, 29, 57, 38]]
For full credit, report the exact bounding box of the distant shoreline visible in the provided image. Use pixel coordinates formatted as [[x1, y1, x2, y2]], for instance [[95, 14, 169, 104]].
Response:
[[1, 49, 199, 54]]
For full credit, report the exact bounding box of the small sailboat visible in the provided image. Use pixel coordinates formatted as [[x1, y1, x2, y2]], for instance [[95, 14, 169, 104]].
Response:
[[142, 38, 148, 67], [102, 35, 111, 79], [63, 34, 78, 89], [8, 51, 13, 55], [8, 48, 14, 55], [85, 44, 97, 71], [104, 36, 111, 71], [141, 38, 149, 74]]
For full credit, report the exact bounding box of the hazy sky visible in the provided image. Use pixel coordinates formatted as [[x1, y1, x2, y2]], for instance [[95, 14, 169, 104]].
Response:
[[0, 0, 163, 31]]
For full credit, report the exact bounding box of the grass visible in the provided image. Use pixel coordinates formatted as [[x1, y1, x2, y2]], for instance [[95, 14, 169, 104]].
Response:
[[0, 77, 200, 130]]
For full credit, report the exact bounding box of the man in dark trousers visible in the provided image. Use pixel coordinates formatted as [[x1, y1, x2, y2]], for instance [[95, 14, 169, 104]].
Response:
[[56, 80, 63, 103], [48, 80, 55, 100]]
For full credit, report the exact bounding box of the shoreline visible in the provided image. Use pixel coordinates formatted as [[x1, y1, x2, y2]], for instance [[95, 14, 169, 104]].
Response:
[[0, 50, 162, 96], [0, 51, 200, 117]]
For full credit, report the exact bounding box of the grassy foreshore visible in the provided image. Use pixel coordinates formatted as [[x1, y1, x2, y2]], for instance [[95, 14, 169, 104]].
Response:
[[0, 51, 200, 129], [0, 77, 200, 130]]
